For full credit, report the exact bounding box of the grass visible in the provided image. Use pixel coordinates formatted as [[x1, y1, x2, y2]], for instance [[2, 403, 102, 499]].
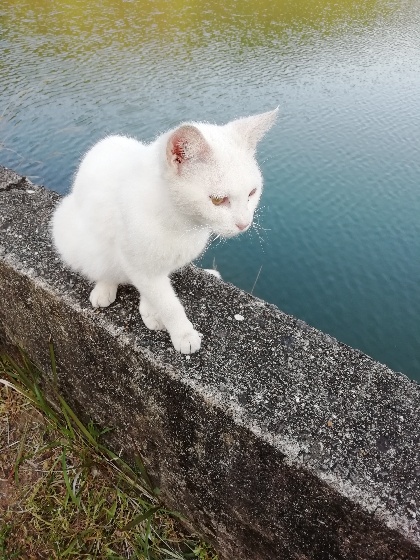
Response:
[[0, 346, 218, 560]]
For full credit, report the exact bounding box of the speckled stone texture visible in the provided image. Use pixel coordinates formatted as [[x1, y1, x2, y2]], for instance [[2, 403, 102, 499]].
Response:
[[0, 165, 419, 560]]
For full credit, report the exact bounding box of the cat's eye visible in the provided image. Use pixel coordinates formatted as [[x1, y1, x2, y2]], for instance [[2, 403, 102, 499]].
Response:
[[210, 195, 228, 206], [249, 188, 257, 197]]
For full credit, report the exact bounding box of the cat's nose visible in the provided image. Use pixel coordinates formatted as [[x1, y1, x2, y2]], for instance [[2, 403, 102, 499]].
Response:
[[236, 221, 250, 231]]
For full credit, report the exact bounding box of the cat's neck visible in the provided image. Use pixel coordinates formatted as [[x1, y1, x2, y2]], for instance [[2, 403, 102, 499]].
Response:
[[160, 197, 210, 239], [151, 137, 211, 238], [126, 151, 209, 242]]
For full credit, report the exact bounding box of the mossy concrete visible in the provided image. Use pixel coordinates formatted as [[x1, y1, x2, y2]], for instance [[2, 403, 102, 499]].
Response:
[[0, 165, 419, 559]]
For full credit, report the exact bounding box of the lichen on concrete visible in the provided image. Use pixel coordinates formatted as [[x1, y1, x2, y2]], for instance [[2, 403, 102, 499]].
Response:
[[0, 165, 419, 559]]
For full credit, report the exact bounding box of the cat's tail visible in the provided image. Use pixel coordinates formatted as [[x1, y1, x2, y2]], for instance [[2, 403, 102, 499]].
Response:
[[51, 196, 90, 276]]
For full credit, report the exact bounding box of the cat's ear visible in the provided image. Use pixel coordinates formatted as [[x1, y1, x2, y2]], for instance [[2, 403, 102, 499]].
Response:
[[229, 108, 279, 152], [166, 125, 210, 173]]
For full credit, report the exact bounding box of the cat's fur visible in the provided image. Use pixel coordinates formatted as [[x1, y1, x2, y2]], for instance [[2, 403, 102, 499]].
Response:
[[52, 109, 278, 353]]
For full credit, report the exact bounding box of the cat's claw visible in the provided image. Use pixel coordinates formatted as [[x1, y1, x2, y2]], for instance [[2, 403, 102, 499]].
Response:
[[171, 329, 202, 354], [89, 283, 117, 308]]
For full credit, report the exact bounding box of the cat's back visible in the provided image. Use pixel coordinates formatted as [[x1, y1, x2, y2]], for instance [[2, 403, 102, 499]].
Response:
[[71, 135, 148, 196], [78, 135, 146, 173]]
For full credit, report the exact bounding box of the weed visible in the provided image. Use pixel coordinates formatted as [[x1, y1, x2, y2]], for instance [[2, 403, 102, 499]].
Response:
[[0, 347, 218, 560]]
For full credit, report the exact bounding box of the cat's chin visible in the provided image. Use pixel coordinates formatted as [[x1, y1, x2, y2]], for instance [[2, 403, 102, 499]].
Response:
[[216, 228, 248, 239]]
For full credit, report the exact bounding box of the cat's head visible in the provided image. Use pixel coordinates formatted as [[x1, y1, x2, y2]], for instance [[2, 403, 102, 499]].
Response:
[[164, 108, 278, 238]]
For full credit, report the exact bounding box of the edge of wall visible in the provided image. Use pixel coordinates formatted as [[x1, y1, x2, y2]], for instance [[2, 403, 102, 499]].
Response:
[[1, 166, 419, 559]]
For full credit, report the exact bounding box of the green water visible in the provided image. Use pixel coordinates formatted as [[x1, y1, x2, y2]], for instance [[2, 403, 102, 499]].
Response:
[[1, 0, 419, 380]]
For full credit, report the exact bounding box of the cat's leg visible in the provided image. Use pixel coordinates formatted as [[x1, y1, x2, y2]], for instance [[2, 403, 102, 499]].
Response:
[[89, 281, 118, 308], [133, 274, 202, 354], [139, 296, 165, 331]]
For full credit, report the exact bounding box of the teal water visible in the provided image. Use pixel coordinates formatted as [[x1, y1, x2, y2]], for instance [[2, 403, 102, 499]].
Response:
[[1, 0, 419, 379]]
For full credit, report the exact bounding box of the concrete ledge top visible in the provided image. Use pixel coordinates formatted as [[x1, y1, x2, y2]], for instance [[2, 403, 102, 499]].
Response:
[[1, 165, 419, 558]]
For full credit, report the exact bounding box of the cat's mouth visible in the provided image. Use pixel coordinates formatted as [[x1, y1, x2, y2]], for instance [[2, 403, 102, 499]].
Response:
[[218, 226, 250, 239]]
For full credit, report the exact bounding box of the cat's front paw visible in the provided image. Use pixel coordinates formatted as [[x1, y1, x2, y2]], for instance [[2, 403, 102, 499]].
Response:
[[170, 328, 202, 354], [89, 282, 118, 308], [139, 298, 165, 331]]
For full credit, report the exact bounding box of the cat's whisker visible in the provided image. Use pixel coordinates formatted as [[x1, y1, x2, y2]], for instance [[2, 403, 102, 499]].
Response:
[[255, 225, 268, 239], [253, 209, 267, 224], [250, 223, 267, 253], [252, 213, 270, 234], [207, 234, 225, 250], [179, 224, 208, 240]]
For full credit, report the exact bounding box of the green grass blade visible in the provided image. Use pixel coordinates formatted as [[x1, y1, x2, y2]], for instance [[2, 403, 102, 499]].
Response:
[[3, 354, 31, 386], [106, 500, 118, 521], [60, 447, 80, 507], [58, 395, 98, 448], [121, 506, 160, 532], [134, 453, 155, 493], [60, 400, 76, 441], [49, 340, 58, 387]]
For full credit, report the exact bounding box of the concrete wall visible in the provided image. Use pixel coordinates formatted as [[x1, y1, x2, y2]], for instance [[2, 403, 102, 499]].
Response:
[[0, 165, 419, 560]]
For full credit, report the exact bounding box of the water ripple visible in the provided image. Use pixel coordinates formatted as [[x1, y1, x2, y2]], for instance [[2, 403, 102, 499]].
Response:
[[1, 0, 420, 378]]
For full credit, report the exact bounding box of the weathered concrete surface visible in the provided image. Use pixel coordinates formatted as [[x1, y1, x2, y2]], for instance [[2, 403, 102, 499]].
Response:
[[0, 165, 419, 560]]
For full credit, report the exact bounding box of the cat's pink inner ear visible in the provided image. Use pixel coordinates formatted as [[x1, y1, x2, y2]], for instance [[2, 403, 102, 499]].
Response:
[[166, 125, 210, 171]]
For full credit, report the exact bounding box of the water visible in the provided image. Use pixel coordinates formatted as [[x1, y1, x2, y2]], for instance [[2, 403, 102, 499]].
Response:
[[1, 0, 419, 380]]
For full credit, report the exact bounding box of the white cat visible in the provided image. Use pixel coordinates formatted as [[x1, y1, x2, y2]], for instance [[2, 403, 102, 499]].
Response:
[[52, 109, 278, 354]]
